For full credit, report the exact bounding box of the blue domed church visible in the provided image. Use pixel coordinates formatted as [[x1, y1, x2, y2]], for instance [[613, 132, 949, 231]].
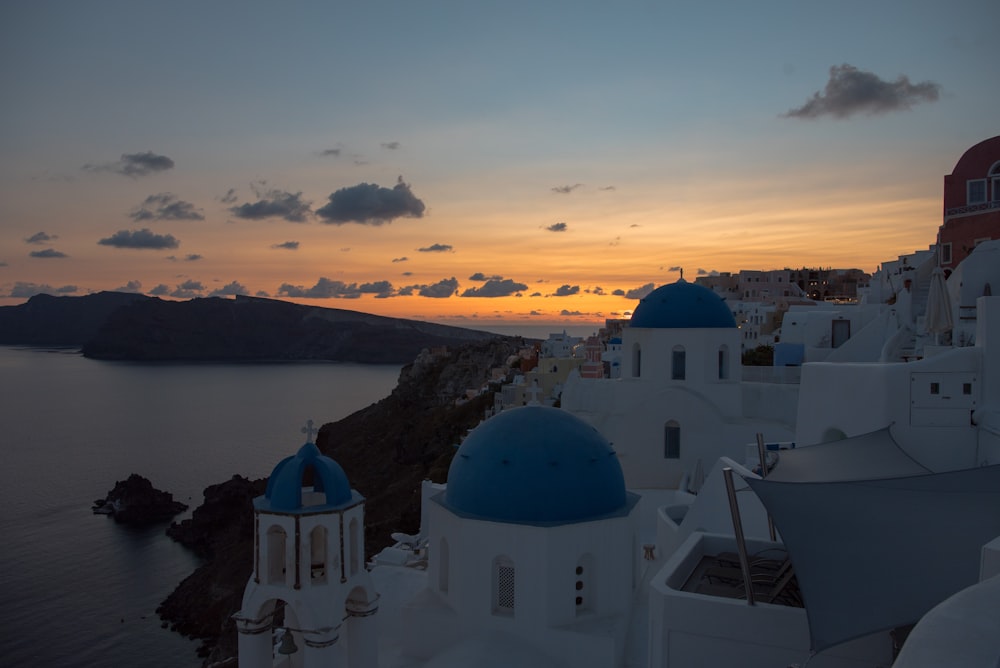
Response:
[[561, 279, 796, 489], [235, 428, 378, 668], [402, 406, 641, 666]]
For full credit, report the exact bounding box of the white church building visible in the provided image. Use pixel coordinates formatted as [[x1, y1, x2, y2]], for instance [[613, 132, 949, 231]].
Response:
[[560, 279, 798, 490]]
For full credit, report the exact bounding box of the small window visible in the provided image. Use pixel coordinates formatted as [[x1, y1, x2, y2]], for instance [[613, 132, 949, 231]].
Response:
[[671, 346, 686, 380], [930, 382, 940, 395], [968, 179, 987, 205], [963, 383, 972, 395], [664, 420, 680, 459], [940, 242, 952, 265], [493, 556, 515, 614], [993, 176, 1000, 202], [632, 343, 641, 378]]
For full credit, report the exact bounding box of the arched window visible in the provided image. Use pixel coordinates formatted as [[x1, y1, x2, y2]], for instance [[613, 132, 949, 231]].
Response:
[[492, 555, 515, 615], [438, 537, 450, 593], [575, 553, 595, 615], [671, 346, 686, 380], [349, 517, 359, 576], [266, 525, 287, 585], [310, 526, 327, 583], [631, 343, 641, 378], [664, 420, 680, 459], [718, 345, 730, 380]]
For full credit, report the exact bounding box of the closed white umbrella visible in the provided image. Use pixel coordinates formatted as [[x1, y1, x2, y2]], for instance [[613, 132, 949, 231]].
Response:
[[925, 266, 953, 343]]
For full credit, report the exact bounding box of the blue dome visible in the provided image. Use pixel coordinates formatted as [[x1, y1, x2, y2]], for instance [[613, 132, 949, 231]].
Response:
[[263, 442, 353, 511], [630, 280, 736, 328], [444, 406, 628, 524]]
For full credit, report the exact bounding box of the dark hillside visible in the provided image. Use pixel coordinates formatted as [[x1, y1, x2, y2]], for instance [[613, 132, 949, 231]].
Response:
[[0, 291, 150, 345]]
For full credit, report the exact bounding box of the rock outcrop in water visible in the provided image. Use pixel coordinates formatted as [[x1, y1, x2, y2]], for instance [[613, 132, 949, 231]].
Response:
[[93, 474, 188, 526], [158, 337, 523, 664]]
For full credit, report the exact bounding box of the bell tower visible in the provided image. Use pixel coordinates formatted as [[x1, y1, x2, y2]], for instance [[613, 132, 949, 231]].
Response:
[[235, 421, 379, 668]]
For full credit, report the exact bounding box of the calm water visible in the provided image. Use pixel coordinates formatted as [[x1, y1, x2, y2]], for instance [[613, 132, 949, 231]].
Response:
[[0, 347, 401, 667]]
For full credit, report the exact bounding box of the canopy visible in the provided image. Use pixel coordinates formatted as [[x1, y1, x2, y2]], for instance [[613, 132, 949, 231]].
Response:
[[747, 465, 1000, 652], [766, 427, 930, 482]]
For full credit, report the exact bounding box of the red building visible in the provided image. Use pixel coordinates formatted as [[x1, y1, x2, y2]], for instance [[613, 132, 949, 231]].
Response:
[[940, 136, 1000, 271]]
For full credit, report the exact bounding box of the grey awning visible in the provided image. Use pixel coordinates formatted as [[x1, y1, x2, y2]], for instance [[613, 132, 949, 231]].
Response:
[[747, 465, 1000, 652], [766, 427, 930, 482]]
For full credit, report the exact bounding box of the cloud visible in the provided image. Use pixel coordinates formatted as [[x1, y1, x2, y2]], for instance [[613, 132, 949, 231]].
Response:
[[9, 281, 77, 297], [83, 151, 175, 177], [668, 265, 683, 272], [320, 148, 342, 157], [625, 282, 655, 299], [219, 188, 238, 204], [315, 176, 426, 225], [25, 231, 56, 244], [697, 268, 720, 276], [461, 278, 527, 298], [588, 286, 606, 295], [230, 185, 312, 222], [600, 186, 617, 191], [360, 281, 395, 298], [171, 280, 205, 299], [530, 291, 542, 297], [469, 272, 503, 281], [418, 243, 453, 253], [381, 141, 400, 150], [560, 310, 584, 316], [272, 241, 300, 250], [552, 284, 580, 297], [98, 228, 180, 249], [0, 261, 7, 267], [609, 236, 621, 246], [551, 184, 582, 194], [417, 277, 459, 298], [783, 64, 940, 119], [546, 222, 568, 232], [114, 280, 143, 293], [150, 284, 170, 296], [208, 281, 250, 297], [29, 248, 68, 258], [391, 256, 409, 263], [277, 277, 367, 299], [129, 193, 204, 221]]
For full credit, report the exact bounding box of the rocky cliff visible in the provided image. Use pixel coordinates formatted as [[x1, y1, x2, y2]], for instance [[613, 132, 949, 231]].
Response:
[[157, 337, 523, 664], [0, 291, 150, 345]]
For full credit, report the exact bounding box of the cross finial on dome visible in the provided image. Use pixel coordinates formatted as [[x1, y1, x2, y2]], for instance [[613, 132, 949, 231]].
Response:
[[679, 268, 684, 281], [301, 419, 317, 443]]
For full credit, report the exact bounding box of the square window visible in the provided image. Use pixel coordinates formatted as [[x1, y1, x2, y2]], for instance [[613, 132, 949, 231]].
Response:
[[963, 383, 972, 395], [968, 179, 987, 205], [930, 382, 940, 395]]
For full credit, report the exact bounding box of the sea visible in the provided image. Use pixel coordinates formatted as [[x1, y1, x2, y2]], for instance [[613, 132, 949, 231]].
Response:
[[0, 324, 597, 666], [0, 346, 403, 667]]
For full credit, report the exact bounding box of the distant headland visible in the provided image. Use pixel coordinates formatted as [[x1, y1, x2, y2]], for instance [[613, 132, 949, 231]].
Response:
[[0, 292, 511, 363]]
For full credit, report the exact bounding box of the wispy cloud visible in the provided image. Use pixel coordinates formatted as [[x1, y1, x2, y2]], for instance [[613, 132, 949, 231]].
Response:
[[381, 141, 400, 150], [418, 243, 453, 253], [783, 64, 940, 119], [546, 222, 568, 232], [552, 184, 583, 194], [271, 241, 300, 250], [9, 281, 77, 298], [230, 183, 312, 222], [315, 176, 425, 225], [25, 231, 57, 244], [29, 248, 68, 258], [551, 284, 580, 297], [129, 193, 204, 221], [461, 278, 527, 298], [98, 228, 180, 249], [391, 256, 409, 263], [83, 151, 175, 177], [277, 277, 394, 299]]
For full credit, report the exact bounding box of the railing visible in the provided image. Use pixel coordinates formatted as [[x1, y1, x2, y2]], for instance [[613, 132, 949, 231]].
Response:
[[945, 200, 1000, 218]]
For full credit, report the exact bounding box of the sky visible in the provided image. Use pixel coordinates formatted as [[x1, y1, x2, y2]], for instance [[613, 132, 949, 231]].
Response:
[[1, 0, 997, 328]]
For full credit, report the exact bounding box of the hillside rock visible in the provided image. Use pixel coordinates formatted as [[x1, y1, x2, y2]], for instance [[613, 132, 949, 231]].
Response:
[[0, 291, 150, 345], [82, 294, 501, 363]]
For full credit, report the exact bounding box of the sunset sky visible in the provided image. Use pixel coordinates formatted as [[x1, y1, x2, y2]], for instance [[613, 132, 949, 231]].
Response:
[[1, 1, 997, 328]]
